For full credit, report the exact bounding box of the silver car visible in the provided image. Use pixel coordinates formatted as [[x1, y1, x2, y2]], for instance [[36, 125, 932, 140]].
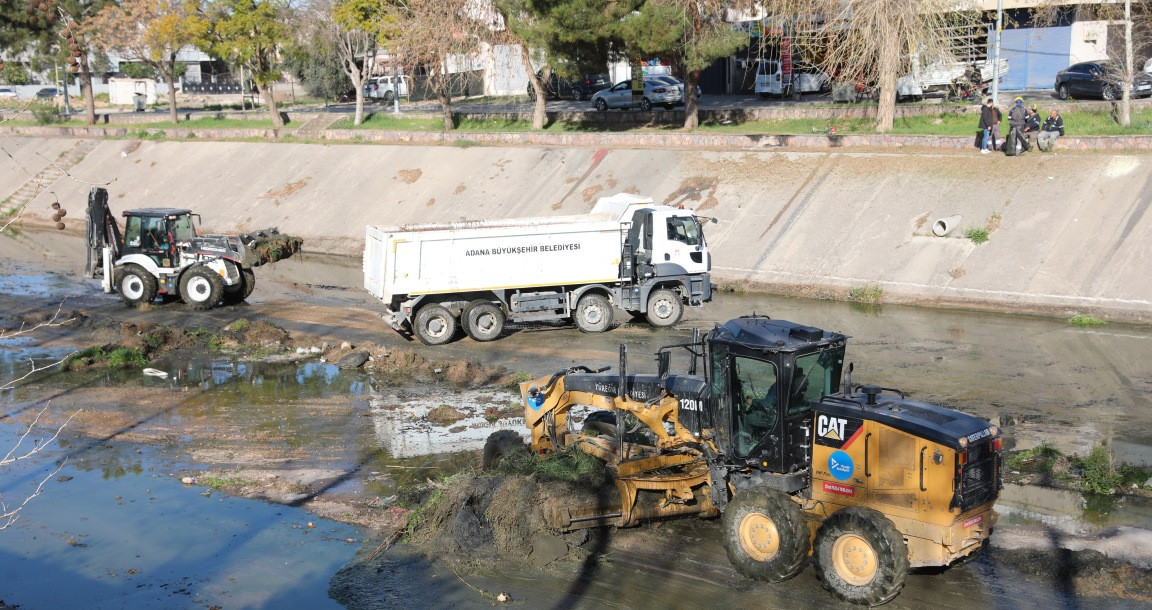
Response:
[[647, 75, 702, 101], [592, 78, 683, 111]]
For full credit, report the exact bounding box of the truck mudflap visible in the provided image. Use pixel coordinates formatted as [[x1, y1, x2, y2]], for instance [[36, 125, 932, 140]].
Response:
[[381, 308, 405, 332], [903, 506, 999, 568]]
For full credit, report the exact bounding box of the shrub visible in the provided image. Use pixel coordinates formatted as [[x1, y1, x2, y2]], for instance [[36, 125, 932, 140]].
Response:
[[848, 285, 883, 304], [965, 227, 989, 244], [30, 102, 63, 125], [1067, 315, 1106, 327]]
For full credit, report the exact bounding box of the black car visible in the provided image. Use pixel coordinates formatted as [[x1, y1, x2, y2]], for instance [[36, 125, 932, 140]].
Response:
[[34, 87, 58, 98], [1055, 61, 1152, 100], [526, 71, 612, 101]]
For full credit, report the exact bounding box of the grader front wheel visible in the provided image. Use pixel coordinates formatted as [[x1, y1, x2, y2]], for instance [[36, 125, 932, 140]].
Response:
[[814, 507, 909, 606], [720, 486, 809, 582]]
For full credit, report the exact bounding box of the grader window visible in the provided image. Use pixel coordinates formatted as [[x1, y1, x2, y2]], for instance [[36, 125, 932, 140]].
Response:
[[731, 356, 779, 457], [790, 346, 845, 415]]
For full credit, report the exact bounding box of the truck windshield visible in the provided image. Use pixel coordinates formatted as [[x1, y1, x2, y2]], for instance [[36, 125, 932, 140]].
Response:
[[790, 346, 846, 414], [171, 214, 195, 242], [666, 216, 701, 246]]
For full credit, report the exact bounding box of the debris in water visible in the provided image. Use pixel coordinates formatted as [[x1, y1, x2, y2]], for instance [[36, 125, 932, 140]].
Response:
[[180, 477, 195, 485], [143, 368, 168, 378], [308, 522, 315, 529]]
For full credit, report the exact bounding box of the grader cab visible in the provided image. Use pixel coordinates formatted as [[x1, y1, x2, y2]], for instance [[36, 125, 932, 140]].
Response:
[[490, 315, 1002, 605]]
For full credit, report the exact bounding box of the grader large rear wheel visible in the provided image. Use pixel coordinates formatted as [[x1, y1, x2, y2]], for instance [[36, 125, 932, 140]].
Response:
[[814, 506, 909, 606], [721, 486, 809, 582]]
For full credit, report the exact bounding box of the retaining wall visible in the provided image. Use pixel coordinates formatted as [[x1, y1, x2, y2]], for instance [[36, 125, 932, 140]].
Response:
[[2, 136, 1150, 322]]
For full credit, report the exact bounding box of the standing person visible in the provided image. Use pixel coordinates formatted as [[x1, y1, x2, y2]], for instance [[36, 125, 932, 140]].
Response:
[[1023, 105, 1041, 151], [979, 98, 996, 154], [1038, 110, 1065, 152], [1006, 97, 1027, 154], [991, 102, 1003, 151]]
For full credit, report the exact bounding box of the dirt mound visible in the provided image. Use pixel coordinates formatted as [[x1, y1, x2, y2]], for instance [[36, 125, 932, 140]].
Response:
[[408, 474, 604, 571], [993, 548, 1152, 603], [319, 341, 508, 387]]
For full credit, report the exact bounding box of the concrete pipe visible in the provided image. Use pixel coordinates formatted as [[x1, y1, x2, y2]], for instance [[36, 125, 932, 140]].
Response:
[[933, 215, 963, 237]]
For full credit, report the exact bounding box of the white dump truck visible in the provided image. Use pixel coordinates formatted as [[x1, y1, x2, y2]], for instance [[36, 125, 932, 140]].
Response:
[[363, 193, 715, 345]]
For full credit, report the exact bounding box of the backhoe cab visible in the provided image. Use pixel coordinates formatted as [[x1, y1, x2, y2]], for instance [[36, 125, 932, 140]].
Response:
[[494, 315, 1002, 606]]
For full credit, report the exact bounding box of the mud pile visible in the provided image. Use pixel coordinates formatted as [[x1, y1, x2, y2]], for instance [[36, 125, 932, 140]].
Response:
[[247, 232, 304, 266], [320, 341, 512, 387]]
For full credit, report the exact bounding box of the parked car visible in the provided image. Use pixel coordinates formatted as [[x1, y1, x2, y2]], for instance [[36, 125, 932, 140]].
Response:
[[0, 87, 17, 98], [526, 71, 612, 101], [364, 75, 410, 102], [591, 78, 683, 111], [34, 87, 58, 98], [646, 75, 702, 101], [755, 60, 830, 97], [1055, 61, 1152, 100]]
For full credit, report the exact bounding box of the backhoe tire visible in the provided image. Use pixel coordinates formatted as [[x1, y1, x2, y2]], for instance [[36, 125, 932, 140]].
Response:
[[413, 303, 457, 346], [465, 302, 505, 342], [574, 293, 612, 333], [814, 506, 909, 606], [180, 266, 224, 310], [222, 268, 256, 305], [482, 430, 527, 471], [721, 486, 809, 583], [645, 289, 684, 327], [116, 264, 157, 308]]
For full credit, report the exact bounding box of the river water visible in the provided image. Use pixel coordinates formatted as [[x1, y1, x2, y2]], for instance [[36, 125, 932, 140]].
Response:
[[2, 253, 1152, 607]]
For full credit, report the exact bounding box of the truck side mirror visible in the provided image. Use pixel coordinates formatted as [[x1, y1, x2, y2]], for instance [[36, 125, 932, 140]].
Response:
[[657, 351, 670, 378]]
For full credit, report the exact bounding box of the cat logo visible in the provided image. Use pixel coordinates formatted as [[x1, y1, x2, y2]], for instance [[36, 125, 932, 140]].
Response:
[[817, 415, 848, 441]]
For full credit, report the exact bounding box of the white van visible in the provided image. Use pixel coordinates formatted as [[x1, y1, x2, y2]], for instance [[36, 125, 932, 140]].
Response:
[[755, 60, 830, 98], [365, 75, 410, 102]]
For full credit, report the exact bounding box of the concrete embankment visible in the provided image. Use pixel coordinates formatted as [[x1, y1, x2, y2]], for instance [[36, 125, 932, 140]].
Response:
[[3, 136, 1151, 322]]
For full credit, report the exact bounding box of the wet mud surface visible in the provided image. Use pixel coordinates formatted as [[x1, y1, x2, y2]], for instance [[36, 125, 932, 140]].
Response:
[[3, 229, 1152, 607]]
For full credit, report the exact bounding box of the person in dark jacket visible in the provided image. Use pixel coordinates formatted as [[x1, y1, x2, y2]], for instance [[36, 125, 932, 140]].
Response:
[[1023, 105, 1041, 150], [1038, 110, 1065, 152], [979, 98, 997, 154], [1006, 97, 1028, 154]]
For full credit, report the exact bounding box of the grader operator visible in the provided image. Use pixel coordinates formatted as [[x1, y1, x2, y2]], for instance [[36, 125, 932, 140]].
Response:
[[486, 315, 1001, 605]]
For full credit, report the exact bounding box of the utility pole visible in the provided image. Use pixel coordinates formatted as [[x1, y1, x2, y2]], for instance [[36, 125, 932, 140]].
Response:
[[1123, 0, 1133, 125], [990, 0, 1003, 104]]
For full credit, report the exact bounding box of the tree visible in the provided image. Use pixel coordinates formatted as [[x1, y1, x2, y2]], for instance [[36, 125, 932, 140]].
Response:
[[621, 0, 745, 128], [297, 0, 384, 126], [283, 35, 349, 103], [1, 0, 114, 125], [200, 0, 292, 127], [492, 0, 629, 129], [761, 0, 976, 133], [87, 0, 207, 124], [385, 0, 484, 131]]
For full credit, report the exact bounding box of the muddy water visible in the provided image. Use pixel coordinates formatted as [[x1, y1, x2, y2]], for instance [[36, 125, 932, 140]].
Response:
[[4, 243, 1152, 607]]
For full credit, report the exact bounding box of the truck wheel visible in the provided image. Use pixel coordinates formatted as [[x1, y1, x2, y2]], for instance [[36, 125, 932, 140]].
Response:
[[180, 266, 224, 310], [222, 268, 256, 305], [116, 264, 157, 307], [574, 293, 613, 333], [413, 304, 457, 345], [721, 486, 809, 583], [814, 507, 909, 606], [465, 302, 505, 342], [646, 289, 684, 327], [482, 430, 527, 471]]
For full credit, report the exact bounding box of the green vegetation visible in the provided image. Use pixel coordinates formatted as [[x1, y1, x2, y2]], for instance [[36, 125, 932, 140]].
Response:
[[1068, 315, 1107, 327], [201, 475, 250, 491], [965, 227, 989, 244], [509, 371, 533, 384], [1008, 443, 1063, 476], [489, 444, 605, 483], [30, 102, 64, 125], [848, 285, 884, 304], [1006, 443, 1152, 496], [64, 346, 148, 370], [226, 319, 251, 333]]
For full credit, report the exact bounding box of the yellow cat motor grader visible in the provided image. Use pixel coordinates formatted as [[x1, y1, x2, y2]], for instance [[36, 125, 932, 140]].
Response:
[[485, 316, 1002, 606]]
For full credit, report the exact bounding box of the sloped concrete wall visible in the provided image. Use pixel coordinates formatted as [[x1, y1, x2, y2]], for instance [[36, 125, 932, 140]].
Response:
[[4, 136, 1150, 321]]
